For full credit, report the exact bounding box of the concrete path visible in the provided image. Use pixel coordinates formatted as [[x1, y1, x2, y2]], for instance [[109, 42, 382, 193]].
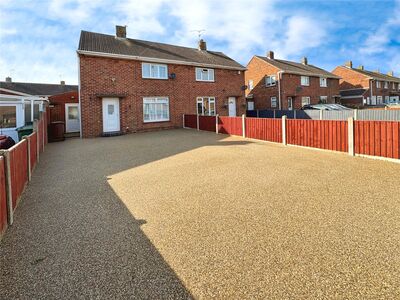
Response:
[[1, 129, 400, 299]]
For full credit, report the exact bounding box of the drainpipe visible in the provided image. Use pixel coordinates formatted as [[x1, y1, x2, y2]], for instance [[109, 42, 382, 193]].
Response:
[[77, 53, 82, 138], [370, 79, 373, 105], [277, 71, 284, 110]]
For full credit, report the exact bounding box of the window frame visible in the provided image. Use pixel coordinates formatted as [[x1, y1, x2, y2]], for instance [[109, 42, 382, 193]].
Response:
[[196, 96, 216, 115], [248, 79, 254, 90], [270, 96, 277, 108], [143, 97, 170, 123], [384, 81, 389, 89], [265, 75, 277, 87], [0, 104, 17, 129], [195, 68, 215, 82], [319, 96, 328, 104], [301, 96, 311, 107], [301, 76, 310, 86], [319, 77, 327, 87], [142, 63, 168, 80], [376, 80, 381, 88]]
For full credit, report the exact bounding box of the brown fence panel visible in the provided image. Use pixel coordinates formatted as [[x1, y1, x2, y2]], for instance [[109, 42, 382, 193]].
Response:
[[354, 121, 400, 159], [199, 116, 216, 132], [218, 116, 242, 136], [0, 156, 7, 237], [9, 140, 28, 210], [184, 114, 197, 129], [245, 118, 282, 143], [287, 119, 348, 152], [29, 132, 38, 171]]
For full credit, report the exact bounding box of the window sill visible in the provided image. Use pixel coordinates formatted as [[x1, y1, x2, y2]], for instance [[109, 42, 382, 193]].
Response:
[[143, 119, 170, 124], [142, 77, 168, 80], [196, 80, 215, 82]]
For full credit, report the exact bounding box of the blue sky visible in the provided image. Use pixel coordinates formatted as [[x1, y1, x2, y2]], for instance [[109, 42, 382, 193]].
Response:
[[0, 0, 399, 84]]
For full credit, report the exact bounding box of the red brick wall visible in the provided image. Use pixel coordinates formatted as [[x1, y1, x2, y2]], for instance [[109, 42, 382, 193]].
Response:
[[48, 91, 79, 124], [245, 57, 340, 110], [79, 55, 245, 138]]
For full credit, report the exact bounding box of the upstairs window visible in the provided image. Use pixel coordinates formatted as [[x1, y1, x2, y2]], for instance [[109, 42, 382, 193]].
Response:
[[393, 82, 396, 90], [142, 63, 168, 79], [384, 81, 389, 89], [265, 75, 276, 86], [301, 76, 310, 86], [248, 80, 254, 90], [196, 68, 215, 82], [320, 77, 327, 87], [376, 81, 381, 88]]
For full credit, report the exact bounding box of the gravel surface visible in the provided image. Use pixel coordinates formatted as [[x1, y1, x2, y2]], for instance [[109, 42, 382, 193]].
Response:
[[1, 129, 399, 299]]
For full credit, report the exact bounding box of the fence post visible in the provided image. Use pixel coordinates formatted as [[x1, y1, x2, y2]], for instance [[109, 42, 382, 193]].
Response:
[[273, 110, 276, 119], [23, 136, 32, 182], [196, 114, 199, 131], [294, 110, 297, 119], [242, 114, 246, 138], [216, 114, 219, 134], [33, 120, 40, 163], [319, 110, 323, 120], [256, 110, 259, 118], [282, 115, 287, 145], [348, 117, 355, 156], [182, 114, 186, 128], [354, 109, 358, 120], [0, 150, 13, 225]]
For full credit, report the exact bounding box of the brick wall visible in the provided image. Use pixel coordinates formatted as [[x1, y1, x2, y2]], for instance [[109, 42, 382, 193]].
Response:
[[245, 57, 340, 110], [49, 91, 79, 124], [79, 55, 245, 138]]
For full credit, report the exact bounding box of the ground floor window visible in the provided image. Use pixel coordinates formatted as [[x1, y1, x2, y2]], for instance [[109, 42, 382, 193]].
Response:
[[271, 97, 277, 108], [301, 96, 311, 107], [319, 96, 328, 104], [197, 97, 216, 115], [0, 105, 17, 128], [143, 97, 169, 122]]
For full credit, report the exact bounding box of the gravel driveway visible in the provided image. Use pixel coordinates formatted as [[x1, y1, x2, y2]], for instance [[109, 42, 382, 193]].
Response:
[[1, 129, 399, 299]]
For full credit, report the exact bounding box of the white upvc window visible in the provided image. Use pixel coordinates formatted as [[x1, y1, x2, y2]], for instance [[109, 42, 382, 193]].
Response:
[[385, 96, 390, 103], [301, 96, 311, 106], [271, 96, 277, 108], [384, 81, 389, 89], [376, 80, 381, 88], [197, 97, 216, 115], [0, 105, 17, 128], [265, 75, 276, 86], [143, 97, 170, 122], [393, 82, 396, 90], [377, 96, 383, 104], [142, 63, 168, 79], [320, 77, 327, 87], [319, 96, 328, 103], [301, 76, 310, 86], [195, 68, 215, 82], [248, 80, 254, 90]]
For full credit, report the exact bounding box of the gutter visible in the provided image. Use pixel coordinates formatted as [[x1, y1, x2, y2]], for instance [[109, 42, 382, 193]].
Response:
[[77, 50, 247, 71]]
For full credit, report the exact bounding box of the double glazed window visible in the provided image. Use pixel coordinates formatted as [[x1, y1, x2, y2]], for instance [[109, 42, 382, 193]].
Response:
[[143, 97, 169, 122], [197, 97, 216, 115], [0, 106, 17, 128], [142, 63, 168, 79], [384, 81, 389, 89], [196, 68, 215, 81], [271, 97, 277, 108], [248, 80, 254, 90], [265, 75, 276, 86], [320, 77, 327, 87], [376, 81, 381, 88], [319, 96, 328, 104], [301, 96, 311, 107], [301, 76, 310, 86]]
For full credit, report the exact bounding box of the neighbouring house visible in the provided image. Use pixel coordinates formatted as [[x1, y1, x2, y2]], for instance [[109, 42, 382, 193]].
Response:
[[48, 91, 80, 134], [78, 26, 246, 138], [332, 61, 400, 108], [245, 51, 341, 111]]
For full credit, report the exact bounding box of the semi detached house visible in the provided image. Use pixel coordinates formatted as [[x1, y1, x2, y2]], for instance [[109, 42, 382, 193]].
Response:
[[78, 26, 246, 138]]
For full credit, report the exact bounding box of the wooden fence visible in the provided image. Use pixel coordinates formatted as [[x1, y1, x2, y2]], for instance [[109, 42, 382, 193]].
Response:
[[183, 114, 400, 162], [0, 111, 48, 240]]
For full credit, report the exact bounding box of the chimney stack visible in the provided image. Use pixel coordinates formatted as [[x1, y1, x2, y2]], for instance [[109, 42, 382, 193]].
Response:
[[116, 25, 126, 38], [301, 57, 308, 65], [60, 80, 65, 85], [198, 39, 207, 51], [345, 61, 353, 68], [267, 51, 274, 59], [388, 70, 394, 76], [357, 65, 364, 70], [5, 76, 12, 83]]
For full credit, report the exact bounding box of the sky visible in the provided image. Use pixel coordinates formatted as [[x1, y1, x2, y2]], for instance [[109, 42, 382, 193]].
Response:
[[0, 0, 399, 85]]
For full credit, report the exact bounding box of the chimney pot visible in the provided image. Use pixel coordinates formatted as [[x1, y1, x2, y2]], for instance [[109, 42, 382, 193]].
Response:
[[198, 39, 207, 51], [357, 65, 364, 70], [5, 76, 12, 83], [60, 80, 65, 85], [267, 51, 274, 59], [301, 57, 308, 65], [388, 70, 394, 76], [345, 61, 353, 68], [116, 25, 127, 38]]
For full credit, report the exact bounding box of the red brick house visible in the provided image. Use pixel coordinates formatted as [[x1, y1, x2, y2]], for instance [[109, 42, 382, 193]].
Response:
[[245, 51, 340, 110], [48, 91, 79, 134], [78, 26, 246, 138], [332, 61, 400, 107]]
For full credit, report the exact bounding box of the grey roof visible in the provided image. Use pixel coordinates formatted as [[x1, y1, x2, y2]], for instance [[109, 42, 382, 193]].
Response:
[[344, 67, 400, 83], [78, 31, 245, 70], [0, 81, 78, 96], [256, 56, 340, 79], [340, 88, 367, 97]]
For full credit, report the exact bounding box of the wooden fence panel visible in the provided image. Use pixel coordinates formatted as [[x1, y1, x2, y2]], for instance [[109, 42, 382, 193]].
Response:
[[0, 157, 7, 237], [199, 116, 216, 132], [9, 140, 28, 210], [354, 121, 400, 159], [218, 116, 242, 136], [287, 120, 348, 152], [245, 118, 282, 143], [184, 114, 197, 129]]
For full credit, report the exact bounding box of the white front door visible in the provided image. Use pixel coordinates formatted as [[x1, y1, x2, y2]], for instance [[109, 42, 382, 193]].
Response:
[[228, 97, 236, 116], [102, 98, 120, 133], [65, 103, 80, 133]]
